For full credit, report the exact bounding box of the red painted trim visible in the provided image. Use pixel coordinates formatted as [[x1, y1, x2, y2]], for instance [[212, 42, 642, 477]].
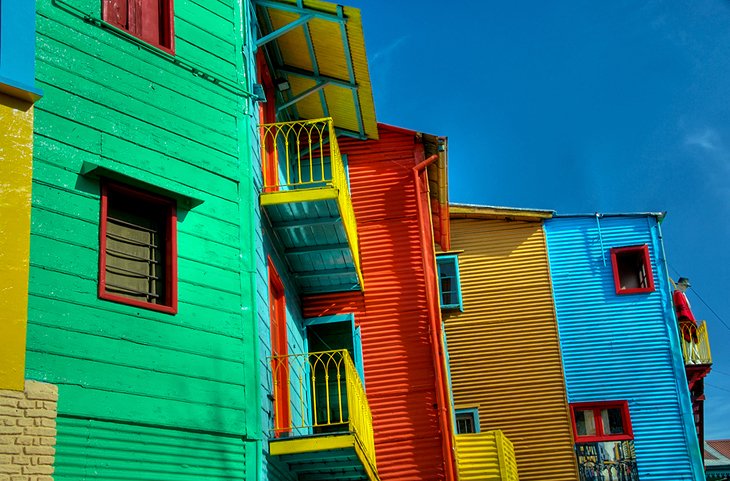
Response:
[[268, 257, 290, 436], [257, 50, 279, 191], [570, 401, 634, 442], [610, 244, 655, 295], [98, 181, 178, 314]]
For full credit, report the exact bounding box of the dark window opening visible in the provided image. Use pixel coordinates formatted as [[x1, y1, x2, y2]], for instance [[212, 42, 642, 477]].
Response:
[[455, 409, 479, 434], [610, 245, 654, 295], [100, 182, 177, 313]]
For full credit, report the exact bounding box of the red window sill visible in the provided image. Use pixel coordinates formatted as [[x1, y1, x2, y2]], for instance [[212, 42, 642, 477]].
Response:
[[99, 290, 177, 315]]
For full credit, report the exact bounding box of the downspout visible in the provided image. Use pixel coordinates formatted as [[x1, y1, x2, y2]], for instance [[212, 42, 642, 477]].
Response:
[[413, 154, 458, 481], [656, 218, 706, 481], [240, 1, 263, 479]]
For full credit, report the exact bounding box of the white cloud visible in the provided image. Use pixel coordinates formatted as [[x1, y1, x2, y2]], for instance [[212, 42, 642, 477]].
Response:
[[684, 127, 723, 153], [372, 35, 409, 64]]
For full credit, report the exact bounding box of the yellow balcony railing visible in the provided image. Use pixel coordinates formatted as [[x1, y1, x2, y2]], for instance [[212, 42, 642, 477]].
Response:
[[260, 118, 363, 288], [455, 430, 519, 481], [269, 349, 376, 469], [680, 320, 712, 365]]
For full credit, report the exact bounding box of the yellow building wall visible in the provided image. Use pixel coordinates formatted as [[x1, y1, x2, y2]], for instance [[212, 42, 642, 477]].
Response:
[[445, 217, 579, 481], [0, 93, 34, 390]]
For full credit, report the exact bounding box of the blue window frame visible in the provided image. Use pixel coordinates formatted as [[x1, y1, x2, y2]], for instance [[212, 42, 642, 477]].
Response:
[[437, 254, 463, 310], [455, 408, 480, 434]]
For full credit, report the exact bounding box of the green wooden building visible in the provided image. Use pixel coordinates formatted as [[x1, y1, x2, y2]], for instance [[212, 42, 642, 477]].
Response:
[[25, 0, 261, 478]]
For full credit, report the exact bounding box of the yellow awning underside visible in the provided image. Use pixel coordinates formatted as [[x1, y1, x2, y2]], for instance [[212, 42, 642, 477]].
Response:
[[259, 0, 378, 139]]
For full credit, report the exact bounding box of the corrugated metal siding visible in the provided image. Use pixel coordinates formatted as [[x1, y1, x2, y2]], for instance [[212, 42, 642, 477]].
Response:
[[303, 127, 448, 480], [455, 431, 518, 481], [55, 416, 246, 480], [445, 218, 579, 481], [544, 215, 699, 481], [263, 1, 378, 139]]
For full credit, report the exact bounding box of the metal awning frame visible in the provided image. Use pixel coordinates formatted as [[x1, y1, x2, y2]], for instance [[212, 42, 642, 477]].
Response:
[[254, 0, 367, 139]]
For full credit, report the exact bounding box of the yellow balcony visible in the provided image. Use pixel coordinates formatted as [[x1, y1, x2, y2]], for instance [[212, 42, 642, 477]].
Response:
[[680, 320, 712, 365], [455, 430, 519, 481], [269, 349, 379, 481], [260, 118, 363, 294]]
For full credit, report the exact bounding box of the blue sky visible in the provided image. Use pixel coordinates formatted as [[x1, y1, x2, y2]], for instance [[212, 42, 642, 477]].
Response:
[[347, 0, 730, 439]]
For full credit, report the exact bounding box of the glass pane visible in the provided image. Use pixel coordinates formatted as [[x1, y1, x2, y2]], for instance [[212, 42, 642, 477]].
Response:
[[575, 409, 596, 436], [601, 408, 625, 435]]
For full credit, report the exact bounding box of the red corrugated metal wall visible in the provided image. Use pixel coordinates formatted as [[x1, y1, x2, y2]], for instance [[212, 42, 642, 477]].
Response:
[[303, 126, 449, 481]]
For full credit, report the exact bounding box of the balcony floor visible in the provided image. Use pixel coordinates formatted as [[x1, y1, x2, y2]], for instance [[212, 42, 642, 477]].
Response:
[[262, 189, 360, 294], [270, 433, 378, 481]]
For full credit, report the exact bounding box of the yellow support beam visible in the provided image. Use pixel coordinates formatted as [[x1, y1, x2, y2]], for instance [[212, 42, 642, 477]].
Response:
[[0, 93, 35, 390]]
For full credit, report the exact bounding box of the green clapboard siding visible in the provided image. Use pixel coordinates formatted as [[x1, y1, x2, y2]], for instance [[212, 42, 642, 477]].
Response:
[[55, 416, 247, 481], [29, 0, 257, 478]]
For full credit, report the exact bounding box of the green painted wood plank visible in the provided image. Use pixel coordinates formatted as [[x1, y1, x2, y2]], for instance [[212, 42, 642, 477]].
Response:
[[26, 350, 246, 410], [36, 3, 241, 93], [27, 323, 245, 385], [28, 269, 244, 330], [35, 81, 238, 170], [47, 383, 247, 435], [36, 35, 238, 136], [28, 297, 243, 357]]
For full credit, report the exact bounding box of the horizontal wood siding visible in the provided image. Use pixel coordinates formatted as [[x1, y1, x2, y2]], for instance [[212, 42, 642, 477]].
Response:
[[30, 0, 254, 477], [303, 128, 449, 481], [445, 218, 579, 481]]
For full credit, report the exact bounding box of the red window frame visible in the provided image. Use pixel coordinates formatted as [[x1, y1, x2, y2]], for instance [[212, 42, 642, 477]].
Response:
[[99, 181, 178, 314], [268, 258, 290, 436], [570, 401, 634, 443], [102, 0, 175, 54], [610, 244, 655, 295]]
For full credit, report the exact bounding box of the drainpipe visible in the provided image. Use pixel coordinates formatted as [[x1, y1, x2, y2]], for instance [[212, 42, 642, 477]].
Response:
[[656, 218, 706, 481], [413, 154, 458, 481]]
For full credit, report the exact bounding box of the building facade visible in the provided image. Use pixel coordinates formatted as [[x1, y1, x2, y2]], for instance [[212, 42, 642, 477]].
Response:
[[14, 0, 260, 479], [302, 125, 457, 481], [442, 205, 578, 481], [544, 213, 705, 481]]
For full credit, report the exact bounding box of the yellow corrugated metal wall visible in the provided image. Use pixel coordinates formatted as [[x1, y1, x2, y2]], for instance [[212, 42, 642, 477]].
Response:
[[445, 218, 579, 481]]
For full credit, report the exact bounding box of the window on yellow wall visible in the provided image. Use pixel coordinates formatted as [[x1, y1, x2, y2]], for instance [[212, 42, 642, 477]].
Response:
[[437, 254, 463, 310]]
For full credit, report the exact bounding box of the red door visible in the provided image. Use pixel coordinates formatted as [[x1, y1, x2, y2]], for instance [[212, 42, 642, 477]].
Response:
[[268, 258, 290, 435]]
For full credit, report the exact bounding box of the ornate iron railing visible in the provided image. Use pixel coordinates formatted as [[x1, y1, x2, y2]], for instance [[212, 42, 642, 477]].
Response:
[[269, 349, 376, 467], [260, 118, 362, 287], [680, 320, 712, 365]]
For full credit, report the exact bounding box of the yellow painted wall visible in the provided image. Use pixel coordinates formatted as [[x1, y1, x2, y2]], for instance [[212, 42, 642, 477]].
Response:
[[445, 217, 579, 481], [0, 93, 34, 391]]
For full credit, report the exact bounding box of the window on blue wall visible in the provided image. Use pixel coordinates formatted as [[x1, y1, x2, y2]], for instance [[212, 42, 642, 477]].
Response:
[[437, 255, 463, 310], [610, 245, 655, 295], [455, 408, 480, 434]]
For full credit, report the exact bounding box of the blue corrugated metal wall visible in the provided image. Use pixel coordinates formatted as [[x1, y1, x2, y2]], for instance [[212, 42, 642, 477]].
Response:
[[544, 215, 703, 481]]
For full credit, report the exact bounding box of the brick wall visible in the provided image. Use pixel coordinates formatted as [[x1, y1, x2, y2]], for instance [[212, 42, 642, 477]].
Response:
[[0, 381, 57, 481]]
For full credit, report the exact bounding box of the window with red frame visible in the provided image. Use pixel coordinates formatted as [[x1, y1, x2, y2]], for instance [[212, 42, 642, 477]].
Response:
[[610, 245, 655, 295], [571, 401, 633, 442], [102, 0, 175, 53], [99, 182, 177, 314]]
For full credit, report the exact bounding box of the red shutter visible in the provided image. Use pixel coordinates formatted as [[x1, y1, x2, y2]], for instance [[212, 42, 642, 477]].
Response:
[[103, 0, 129, 29]]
